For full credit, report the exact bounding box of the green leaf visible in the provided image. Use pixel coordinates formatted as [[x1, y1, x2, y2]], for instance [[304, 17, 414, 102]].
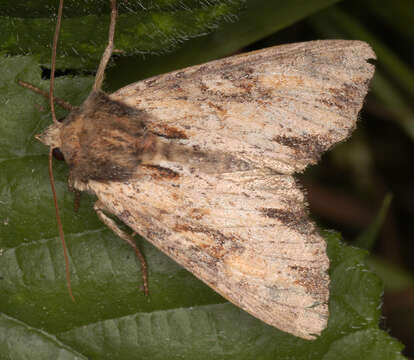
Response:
[[0, 0, 245, 69], [0, 314, 86, 360]]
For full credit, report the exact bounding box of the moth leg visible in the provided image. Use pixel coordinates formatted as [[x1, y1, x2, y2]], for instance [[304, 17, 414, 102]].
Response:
[[17, 80, 74, 111], [94, 200, 149, 296]]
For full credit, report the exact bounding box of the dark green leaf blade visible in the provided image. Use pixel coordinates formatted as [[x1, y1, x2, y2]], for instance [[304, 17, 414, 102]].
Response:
[[0, 314, 87, 360], [0, 0, 245, 69]]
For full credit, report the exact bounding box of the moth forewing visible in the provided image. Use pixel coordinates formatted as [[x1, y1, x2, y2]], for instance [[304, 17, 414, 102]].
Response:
[[35, 0, 375, 339], [112, 40, 376, 175]]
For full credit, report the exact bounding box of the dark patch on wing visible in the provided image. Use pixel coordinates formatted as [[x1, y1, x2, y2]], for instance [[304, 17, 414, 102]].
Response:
[[330, 83, 360, 107], [150, 123, 188, 139], [173, 223, 245, 268], [189, 208, 210, 220], [289, 265, 329, 300], [272, 134, 330, 164], [207, 101, 226, 114], [141, 164, 179, 180], [319, 83, 361, 111], [260, 208, 315, 235]]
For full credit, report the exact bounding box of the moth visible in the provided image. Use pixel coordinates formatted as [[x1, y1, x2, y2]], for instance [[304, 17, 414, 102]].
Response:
[[29, 0, 376, 340]]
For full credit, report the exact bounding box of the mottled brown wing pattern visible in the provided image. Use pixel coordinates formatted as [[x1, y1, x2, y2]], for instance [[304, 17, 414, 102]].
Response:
[[88, 167, 329, 339], [85, 40, 375, 339], [112, 40, 376, 175]]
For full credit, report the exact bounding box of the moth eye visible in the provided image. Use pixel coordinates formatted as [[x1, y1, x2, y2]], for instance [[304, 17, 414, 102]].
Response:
[[58, 117, 65, 123], [53, 148, 65, 161]]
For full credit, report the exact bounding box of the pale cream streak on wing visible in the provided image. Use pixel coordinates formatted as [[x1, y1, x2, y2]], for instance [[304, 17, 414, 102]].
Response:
[[112, 40, 376, 175], [88, 167, 329, 340]]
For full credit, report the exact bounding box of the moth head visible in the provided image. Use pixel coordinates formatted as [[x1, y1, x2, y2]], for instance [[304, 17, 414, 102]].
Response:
[[35, 122, 63, 149]]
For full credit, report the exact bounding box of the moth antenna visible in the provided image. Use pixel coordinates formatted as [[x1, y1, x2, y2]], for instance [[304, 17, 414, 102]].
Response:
[[17, 80, 74, 111], [93, 0, 117, 91], [49, 148, 75, 302], [48, 0, 75, 302], [49, 0, 64, 124]]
